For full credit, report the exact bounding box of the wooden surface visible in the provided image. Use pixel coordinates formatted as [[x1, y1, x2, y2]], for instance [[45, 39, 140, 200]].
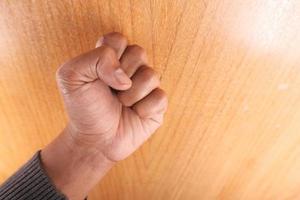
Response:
[[1, 0, 300, 199]]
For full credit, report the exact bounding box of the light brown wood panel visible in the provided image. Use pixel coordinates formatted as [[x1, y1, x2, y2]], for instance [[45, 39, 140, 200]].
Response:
[[1, 0, 300, 199]]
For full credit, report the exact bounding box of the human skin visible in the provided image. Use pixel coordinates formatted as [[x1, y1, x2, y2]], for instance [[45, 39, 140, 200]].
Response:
[[41, 32, 168, 200]]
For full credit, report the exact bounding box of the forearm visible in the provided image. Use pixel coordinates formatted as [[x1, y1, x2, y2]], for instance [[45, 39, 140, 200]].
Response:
[[41, 125, 114, 200]]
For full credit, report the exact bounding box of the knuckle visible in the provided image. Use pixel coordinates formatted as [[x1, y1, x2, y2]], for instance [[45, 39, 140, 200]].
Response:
[[155, 88, 168, 106], [140, 67, 159, 84], [127, 45, 147, 59], [105, 32, 127, 43]]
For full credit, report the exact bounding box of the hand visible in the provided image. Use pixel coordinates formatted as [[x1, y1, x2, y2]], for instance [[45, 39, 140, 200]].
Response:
[[41, 32, 167, 200], [57, 32, 167, 161]]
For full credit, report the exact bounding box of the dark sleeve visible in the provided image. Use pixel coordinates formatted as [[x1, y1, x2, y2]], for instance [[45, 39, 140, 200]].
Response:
[[0, 151, 66, 200]]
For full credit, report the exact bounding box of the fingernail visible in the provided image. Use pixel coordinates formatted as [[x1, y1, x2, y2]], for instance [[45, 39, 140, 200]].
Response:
[[114, 68, 131, 85]]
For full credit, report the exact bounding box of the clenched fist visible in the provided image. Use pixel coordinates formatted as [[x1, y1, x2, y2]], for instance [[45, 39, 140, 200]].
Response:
[[41, 32, 167, 200], [57, 32, 167, 161]]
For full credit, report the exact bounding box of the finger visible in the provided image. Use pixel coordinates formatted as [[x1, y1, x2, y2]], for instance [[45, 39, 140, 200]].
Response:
[[117, 66, 160, 106], [119, 45, 148, 77], [95, 32, 128, 59], [132, 88, 168, 145], [132, 88, 168, 119], [56, 46, 132, 92]]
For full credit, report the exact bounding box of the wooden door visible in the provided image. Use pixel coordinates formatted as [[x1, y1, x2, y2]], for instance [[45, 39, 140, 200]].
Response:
[[1, 1, 300, 199]]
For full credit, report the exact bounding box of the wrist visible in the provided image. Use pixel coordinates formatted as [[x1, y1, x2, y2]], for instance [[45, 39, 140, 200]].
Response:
[[41, 125, 115, 200]]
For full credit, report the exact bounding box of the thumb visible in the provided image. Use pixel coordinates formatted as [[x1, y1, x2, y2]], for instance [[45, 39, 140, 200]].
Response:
[[57, 46, 132, 92]]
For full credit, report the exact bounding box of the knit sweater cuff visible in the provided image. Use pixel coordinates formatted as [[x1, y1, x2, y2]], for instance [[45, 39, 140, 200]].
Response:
[[0, 151, 66, 200]]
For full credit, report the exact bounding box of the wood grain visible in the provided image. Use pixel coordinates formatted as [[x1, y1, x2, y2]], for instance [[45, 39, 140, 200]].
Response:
[[1, 0, 300, 199]]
